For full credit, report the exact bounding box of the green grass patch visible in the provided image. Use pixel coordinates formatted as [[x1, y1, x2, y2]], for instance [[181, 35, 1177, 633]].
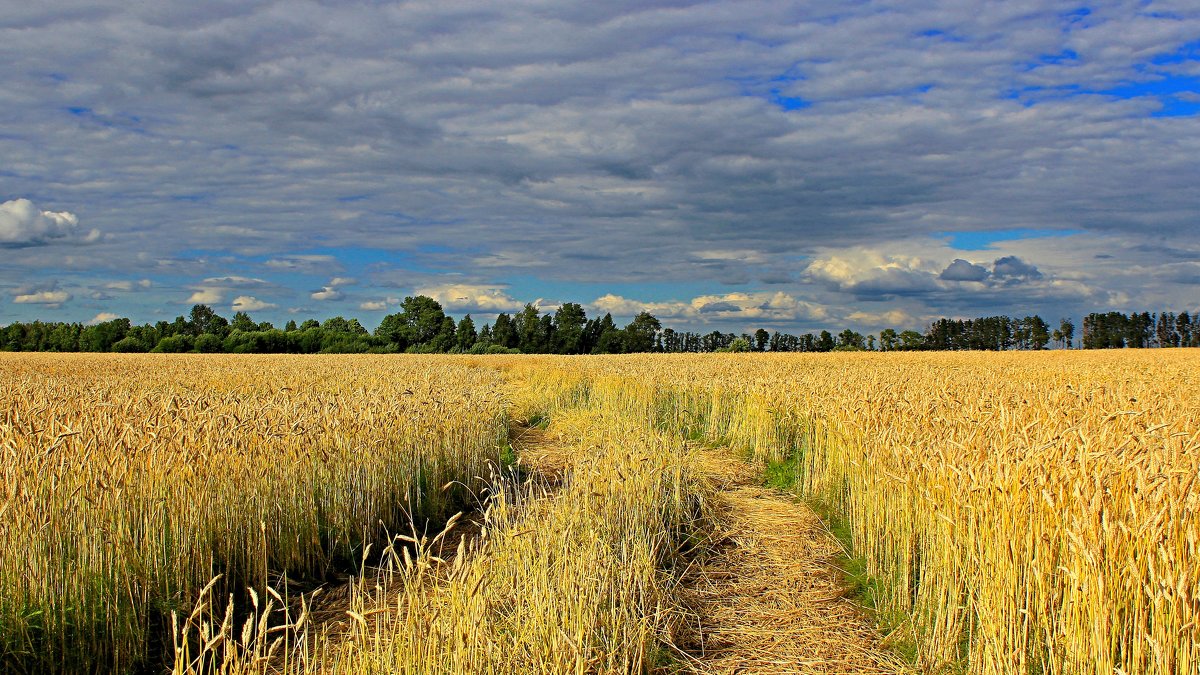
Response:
[[761, 449, 802, 492], [498, 441, 518, 467]]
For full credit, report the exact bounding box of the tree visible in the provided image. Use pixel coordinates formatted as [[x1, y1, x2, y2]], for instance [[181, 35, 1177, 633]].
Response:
[[285, 319, 298, 332], [1058, 318, 1074, 349], [1018, 316, 1050, 350], [836, 329, 865, 350], [376, 296, 448, 350], [898, 330, 924, 350], [190, 304, 228, 336], [456, 315, 478, 352], [195, 333, 223, 353], [111, 335, 148, 353], [552, 303, 588, 354], [492, 313, 516, 349], [726, 337, 751, 352], [231, 311, 257, 333], [753, 329, 769, 352], [879, 328, 898, 351], [80, 317, 131, 352], [623, 312, 661, 353], [1177, 312, 1192, 348], [816, 330, 835, 352], [514, 304, 544, 353], [1155, 312, 1173, 347], [592, 314, 622, 353]]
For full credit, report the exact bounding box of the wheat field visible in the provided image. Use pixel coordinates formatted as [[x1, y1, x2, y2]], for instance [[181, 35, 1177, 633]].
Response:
[[1, 351, 1196, 674]]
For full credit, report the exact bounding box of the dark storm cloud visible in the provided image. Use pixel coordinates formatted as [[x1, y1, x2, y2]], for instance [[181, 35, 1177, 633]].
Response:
[[991, 256, 1044, 282], [940, 259, 990, 282], [1, 0, 1198, 326]]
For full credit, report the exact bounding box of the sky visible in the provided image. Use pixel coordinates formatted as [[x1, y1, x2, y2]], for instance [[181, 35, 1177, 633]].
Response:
[[2, 0, 1198, 335]]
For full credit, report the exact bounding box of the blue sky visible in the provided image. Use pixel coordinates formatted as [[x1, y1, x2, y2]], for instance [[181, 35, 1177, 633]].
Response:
[[2, 1, 1199, 333]]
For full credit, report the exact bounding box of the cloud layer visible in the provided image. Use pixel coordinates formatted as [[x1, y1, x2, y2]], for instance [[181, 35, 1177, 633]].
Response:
[[1, 2, 1198, 328]]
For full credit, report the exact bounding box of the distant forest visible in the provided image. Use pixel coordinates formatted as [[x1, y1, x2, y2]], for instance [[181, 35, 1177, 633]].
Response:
[[1, 297, 1197, 354]]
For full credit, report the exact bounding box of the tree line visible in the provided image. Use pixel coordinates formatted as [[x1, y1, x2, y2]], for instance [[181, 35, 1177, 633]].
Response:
[[1, 297, 1196, 354], [1080, 311, 1200, 349]]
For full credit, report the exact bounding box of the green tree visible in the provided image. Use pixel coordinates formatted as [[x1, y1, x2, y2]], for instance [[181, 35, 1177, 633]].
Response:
[[592, 313, 623, 353], [898, 330, 924, 350], [492, 313, 517, 349], [375, 296, 448, 351], [753, 328, 769, 352], [623, 311, 661, 353], [513, 303, 544, 353], [231, 311, 256, 332], [456, 315, 478, 352], [836, 329, 865, 350], [111, 335, 148, 353], [552, 303, 588, 354], [80, 318, 131, 352], [1026, 316, 1050, 350], [726, 337, 751, 352], [879, 328, 898, 351], [189, 304, 228, 336], [816, 330, 835, 352], [195, 333, 224, 353]]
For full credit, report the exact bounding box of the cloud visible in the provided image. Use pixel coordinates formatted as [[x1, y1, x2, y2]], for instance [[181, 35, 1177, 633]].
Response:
[[231, 295, 276, 312], [104, 279, 153, 291], [991, 255, 1043, 282], [310, 286, 344, 301], [940, 259, 990, 282], [358, 300, 388, 311], [845, 309, 918, 328], [806, 250, 942, 298], [263, 255, 341, 273], [591, 291, 826, 324], [0, 199, 88, 246], [2, 4, 1200, 324], [202, 275, 271, 287], [415, 284, 524, 313], [187, 288, 223, 304], [88, 312, 121, 325], [310, 276, 356, 301], [698, 301, 741, 313], [13, 290, 71, 306]]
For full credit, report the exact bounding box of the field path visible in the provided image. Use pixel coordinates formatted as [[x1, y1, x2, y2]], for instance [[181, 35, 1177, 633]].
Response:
[[677, 450, 908, 675]]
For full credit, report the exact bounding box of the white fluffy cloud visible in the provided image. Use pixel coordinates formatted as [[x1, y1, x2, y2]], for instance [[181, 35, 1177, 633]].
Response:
[[310, 276, 355, 301], [415, 284, 525, 313], [591, 291, 826, 324], [806, 249, 943, 297], [0, 199, 90, 245], [187, 288, 222, 303], [13, 290, 71, 306], [310, 287, 343, 301], [88, 312, 121, 324], [231, 296, 276, 312]]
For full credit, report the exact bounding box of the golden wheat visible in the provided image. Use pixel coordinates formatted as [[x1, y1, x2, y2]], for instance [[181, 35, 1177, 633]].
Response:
[[3, 351, 1196, 674]]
